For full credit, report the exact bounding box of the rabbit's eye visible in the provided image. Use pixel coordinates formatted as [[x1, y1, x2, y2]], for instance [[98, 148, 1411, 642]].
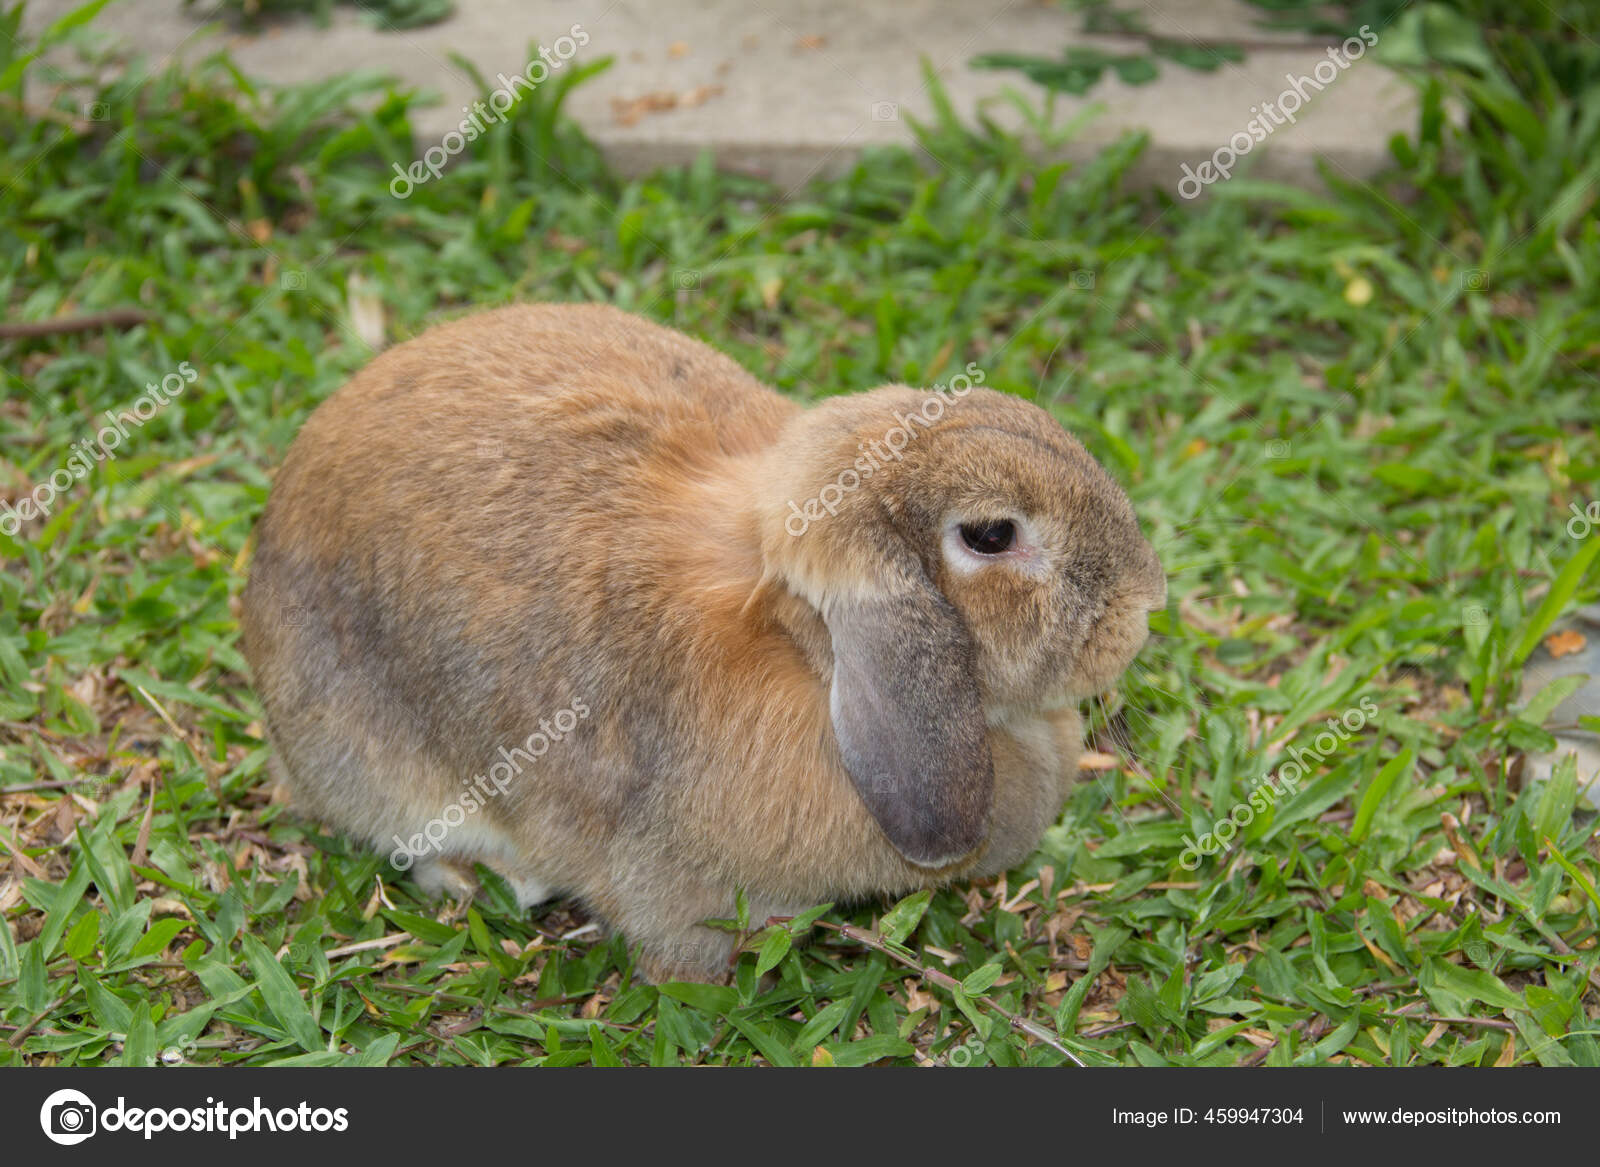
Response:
[[959, 520, 1016, 555]]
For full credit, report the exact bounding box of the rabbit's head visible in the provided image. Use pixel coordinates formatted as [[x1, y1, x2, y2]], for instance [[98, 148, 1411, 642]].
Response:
[[758, 385, 1165, 867]]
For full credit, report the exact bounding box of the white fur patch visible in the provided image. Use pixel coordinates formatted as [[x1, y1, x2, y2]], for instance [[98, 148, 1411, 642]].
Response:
[[401, 816, 553, 909]]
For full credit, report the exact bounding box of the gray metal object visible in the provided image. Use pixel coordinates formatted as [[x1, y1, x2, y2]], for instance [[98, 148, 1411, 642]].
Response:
[[1518, 602, 1600, 809]]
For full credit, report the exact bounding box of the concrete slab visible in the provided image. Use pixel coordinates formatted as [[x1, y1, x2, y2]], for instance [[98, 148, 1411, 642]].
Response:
[[23, 0, 1417, 195]]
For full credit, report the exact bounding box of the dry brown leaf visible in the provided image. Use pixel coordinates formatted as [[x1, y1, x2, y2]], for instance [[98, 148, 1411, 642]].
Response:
[[129, 785, 156, 868], [1545, 628, 1586, 658], [609, 92, 680, 127], [4, 844, 46, 880], [545, 230, 587, 255], [44, 795, 77, 844], [680, 84, 725, 109]]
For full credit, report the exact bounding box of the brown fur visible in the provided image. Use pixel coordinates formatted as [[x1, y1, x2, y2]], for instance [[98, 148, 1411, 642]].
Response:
[[241, 303, 1165, 982]]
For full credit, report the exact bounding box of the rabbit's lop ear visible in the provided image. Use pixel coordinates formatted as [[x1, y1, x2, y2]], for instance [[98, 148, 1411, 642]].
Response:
[[825, 577, 993, 867]]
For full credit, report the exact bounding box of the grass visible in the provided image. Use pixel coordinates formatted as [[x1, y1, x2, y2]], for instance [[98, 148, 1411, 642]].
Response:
[[1, 3, 1598, 1067]]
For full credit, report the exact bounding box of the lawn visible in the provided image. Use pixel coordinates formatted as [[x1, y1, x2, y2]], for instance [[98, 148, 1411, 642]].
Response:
[[1, 1, 1598, 1067]]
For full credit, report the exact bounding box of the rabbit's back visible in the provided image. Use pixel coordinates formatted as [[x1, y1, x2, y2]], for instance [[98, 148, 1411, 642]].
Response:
[[266, 302, 793, 547], [242, 303, 798, 825]]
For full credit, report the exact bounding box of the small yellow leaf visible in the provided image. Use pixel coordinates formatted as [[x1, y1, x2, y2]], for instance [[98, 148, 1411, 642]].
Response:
[[811, 1045, 835, 1066], [1495, 1032, 1517, 1067], [1344, 277, 1374, 306], [377, 944, 431, 965]]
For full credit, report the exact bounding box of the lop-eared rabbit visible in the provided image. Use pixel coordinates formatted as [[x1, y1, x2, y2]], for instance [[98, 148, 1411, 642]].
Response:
[[242, 304, 1165, 982]]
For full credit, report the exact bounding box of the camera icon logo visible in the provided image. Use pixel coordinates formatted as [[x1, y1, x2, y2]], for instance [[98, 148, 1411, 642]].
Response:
[[40, 1088, 97, 1145], [1461, 269, 1490, 292], [281, 270, 307, 291], [674, 269, 700, 290], [83, 102, 110, 122], [151, 1036, 202, 1066], [1462, 940, 1501, 970], [1069, 269, 1095, 290], [867, 773, 898, 796], [1265, 439, 1291, 459], [870, 101, 898, 121], [946, 1036, 986, 1067]]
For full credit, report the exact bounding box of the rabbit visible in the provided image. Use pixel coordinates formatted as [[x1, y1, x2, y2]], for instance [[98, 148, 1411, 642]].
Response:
[[240, 302, 1166, 983]]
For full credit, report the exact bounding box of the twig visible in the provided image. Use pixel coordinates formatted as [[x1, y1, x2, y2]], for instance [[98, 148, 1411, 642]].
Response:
[[0, 779, 86, 794], [324, 933, 411, 959], [131, 684, 225, 795], [1382, 1008, 1515, 1033], [0, 309, 150, 339], [1061, 879, 1198, 895], [791, 916, 1086, 1067], [0, 720, 70, 742], [7, 991, 72, 1048]]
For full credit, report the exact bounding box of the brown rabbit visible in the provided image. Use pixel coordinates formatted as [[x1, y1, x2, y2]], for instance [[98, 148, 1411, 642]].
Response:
[[241, 303, 1165, 982]]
